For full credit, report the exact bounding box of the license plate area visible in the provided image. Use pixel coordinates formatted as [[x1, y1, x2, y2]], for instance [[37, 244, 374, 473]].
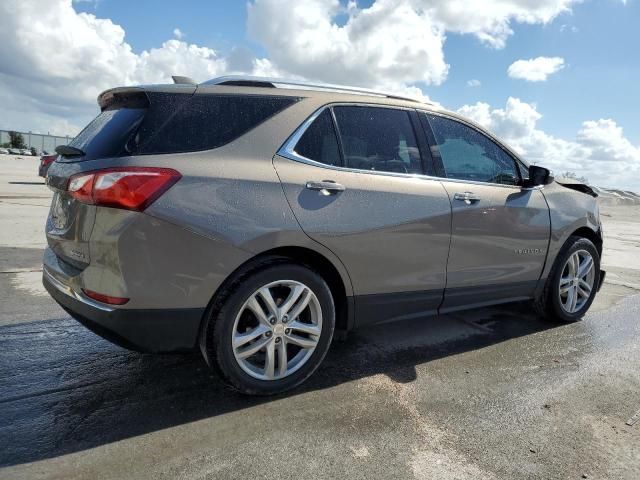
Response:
[[50, 192, 72, 230]]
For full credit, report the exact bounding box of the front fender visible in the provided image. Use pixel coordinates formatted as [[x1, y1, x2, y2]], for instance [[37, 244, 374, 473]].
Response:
[[540, 182, 601, 280]]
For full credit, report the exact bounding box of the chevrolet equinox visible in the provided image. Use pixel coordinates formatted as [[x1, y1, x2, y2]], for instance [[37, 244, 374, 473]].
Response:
[[43, 76, 605, 395]]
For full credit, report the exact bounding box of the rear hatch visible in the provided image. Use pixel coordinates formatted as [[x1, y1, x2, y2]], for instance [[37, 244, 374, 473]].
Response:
[[45, 84, 300, 270], [45, 85, 195, 270]]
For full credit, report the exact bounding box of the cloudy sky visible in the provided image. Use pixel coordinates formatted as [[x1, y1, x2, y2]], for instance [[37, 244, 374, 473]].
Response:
[[0, 0, 638, 188]]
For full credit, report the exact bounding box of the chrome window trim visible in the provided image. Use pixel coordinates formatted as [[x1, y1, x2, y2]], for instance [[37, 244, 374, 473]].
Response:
[[437, 176, 523, 190], [277, 102, 525, 189], [278, 103, 438, 181]]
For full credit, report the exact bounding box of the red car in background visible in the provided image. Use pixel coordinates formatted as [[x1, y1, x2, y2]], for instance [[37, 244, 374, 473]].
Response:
[[38, 153, 57, 177]]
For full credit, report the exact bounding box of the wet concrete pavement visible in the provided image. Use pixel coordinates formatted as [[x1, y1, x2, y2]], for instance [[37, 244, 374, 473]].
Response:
[[2, 292, 639, 479], [1, 157, 639, 479]]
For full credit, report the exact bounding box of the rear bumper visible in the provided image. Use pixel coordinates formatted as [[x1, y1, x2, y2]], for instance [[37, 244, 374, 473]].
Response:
[[43, 268, 204, 353]]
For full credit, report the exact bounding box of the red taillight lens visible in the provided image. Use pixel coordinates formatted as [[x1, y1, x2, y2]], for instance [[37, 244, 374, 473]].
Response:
[[67, 167, 181, 211], [68, 173, 95, 204], [41, 154, 56, 166], [82, 289, 129, 305]]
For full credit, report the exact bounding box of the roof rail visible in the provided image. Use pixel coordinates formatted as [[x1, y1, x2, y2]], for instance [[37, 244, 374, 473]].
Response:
[[201, 75, 428, 104]]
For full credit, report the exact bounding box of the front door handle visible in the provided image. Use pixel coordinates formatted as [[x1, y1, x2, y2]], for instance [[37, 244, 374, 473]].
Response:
[[305, 180, 346, 196], [453, 192, 481, 204]]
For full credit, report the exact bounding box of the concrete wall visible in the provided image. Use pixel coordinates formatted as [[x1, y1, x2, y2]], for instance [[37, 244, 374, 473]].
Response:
[[0, 130, 73, 154]]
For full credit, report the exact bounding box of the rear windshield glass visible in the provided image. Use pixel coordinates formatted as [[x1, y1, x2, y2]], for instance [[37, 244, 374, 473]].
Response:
[[66, 108, 145, 161], [63, 93, 299, 161]]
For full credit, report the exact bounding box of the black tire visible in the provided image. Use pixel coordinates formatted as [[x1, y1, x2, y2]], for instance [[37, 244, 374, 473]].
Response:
[[533, 235, 601, 323], [199, 259, 335, 395]]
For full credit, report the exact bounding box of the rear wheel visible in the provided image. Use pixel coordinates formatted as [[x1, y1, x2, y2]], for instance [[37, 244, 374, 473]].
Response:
[[534, 236, 601, 322], [200, 261, 335, 395]]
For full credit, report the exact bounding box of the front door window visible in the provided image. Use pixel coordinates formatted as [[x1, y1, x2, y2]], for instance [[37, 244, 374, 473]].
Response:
[[426, 114, 520, 186]]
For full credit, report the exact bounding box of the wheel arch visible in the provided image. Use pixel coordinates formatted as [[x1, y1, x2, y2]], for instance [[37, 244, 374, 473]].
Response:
[[200, 246, 354, 339], [542, 217, 602, 280], [533, 227, 602, 322], [570, 226, 603, 257]]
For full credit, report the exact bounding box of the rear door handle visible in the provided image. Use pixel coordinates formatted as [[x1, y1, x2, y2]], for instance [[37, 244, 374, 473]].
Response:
[[453, 192, 481, 204], [305, 180, 346, 196]]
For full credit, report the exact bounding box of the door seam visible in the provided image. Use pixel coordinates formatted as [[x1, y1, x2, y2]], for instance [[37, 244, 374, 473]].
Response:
[[270, 155, 356, 300], [437, 181, 454, 313]]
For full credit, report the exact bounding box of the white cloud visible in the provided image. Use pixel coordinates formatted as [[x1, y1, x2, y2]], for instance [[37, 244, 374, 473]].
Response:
[[0, 0, 271, 135], [131, 40, 227, 85], [0, 0, 583, 136], [247, 0, 449, 90], [247, 0, 579, 90], [1, 0, 635, 190], [560, 24, 579, 33], [425, 0, 578, 49], [507, 56, 565, 82], [467, 79, 481, 87], [577, 119, 640, 165], [457, 98, 640, 189]]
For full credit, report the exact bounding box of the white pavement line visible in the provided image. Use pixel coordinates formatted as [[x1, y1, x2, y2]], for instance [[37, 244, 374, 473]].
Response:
[[1, 268, 43, 274], [0, 195, 52, 199], [0, 201, 51, 207]]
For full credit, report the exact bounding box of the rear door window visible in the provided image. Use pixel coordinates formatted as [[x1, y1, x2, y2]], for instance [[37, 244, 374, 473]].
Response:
[[333, 106, 422, 174], [293, 109, 341, 166]]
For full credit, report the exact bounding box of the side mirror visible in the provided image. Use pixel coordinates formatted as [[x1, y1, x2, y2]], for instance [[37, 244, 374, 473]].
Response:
[[526, 165, 554, 188]]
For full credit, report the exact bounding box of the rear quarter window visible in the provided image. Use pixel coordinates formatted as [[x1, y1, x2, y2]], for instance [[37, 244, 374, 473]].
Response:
[[63, 93, 300, 161], [135, 94, 300, 155]]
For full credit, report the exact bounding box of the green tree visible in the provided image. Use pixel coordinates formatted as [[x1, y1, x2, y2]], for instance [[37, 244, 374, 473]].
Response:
[[9, 131, 27, 149]]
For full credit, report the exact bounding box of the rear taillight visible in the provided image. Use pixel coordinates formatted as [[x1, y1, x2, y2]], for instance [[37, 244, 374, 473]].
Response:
[[67, 167, 181, 211]]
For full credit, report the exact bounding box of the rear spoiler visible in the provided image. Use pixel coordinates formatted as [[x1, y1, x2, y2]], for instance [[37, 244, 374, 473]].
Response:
[[97, 87, 150, 111], [97, 82, 198, 111]]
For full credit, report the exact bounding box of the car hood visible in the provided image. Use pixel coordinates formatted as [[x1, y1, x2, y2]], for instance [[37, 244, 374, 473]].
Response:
[[555, 178, 598, 198]]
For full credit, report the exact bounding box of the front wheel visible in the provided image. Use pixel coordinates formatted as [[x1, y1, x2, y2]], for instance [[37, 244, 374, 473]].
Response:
[[200, 261, 335, 395], [534, 236, 601, 322]]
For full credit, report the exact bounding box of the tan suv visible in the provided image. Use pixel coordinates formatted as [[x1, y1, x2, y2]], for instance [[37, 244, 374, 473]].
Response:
[[43, 76, 604, 395]]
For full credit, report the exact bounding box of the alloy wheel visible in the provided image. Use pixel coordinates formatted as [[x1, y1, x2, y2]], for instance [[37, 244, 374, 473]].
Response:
[[558, 249, 596, 314], [232, 280, 322, 380]]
